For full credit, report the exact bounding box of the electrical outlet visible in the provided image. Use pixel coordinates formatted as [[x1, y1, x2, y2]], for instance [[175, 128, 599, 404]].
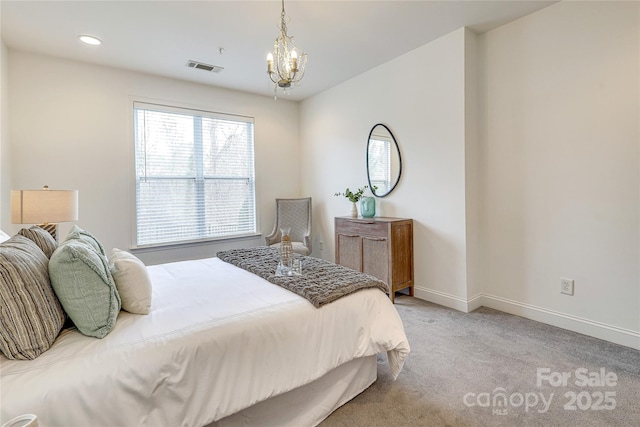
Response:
[[560, 278, 574, 296], [319, 241, 324, 250]]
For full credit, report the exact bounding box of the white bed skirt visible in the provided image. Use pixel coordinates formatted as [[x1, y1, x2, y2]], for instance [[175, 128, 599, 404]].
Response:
[[212, 355, 377, 427]]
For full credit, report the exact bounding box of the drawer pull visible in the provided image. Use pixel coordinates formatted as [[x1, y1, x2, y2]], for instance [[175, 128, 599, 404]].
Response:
[[348, 219, 375, 224], [340, 233, 358, 238], [364, 237, 386, 242]]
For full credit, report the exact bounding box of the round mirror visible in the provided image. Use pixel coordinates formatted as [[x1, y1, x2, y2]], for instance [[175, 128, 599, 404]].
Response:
[[366, 124, 402, 197]]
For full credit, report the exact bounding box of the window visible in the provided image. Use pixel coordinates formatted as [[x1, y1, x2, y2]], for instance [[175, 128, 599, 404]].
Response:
[[133, 102, 256, 247], [367, 137, 391, 193]]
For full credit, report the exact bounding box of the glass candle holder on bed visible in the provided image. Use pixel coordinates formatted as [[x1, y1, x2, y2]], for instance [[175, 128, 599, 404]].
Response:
[[277, 227, 294, 275], [292, 258, 302, 275], [276, 257, 302, 277]]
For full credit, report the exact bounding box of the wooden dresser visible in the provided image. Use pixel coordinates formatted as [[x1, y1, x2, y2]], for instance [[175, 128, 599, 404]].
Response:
[[335, 216, 414, 303]]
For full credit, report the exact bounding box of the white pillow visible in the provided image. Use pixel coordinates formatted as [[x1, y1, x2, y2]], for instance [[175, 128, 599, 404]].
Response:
[[0, 230, 11, 243], [109, 248, 152, 315]]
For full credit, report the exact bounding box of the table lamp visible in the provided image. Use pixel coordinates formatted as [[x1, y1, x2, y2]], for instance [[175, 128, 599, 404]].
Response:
[[11, 186, 79, 241]]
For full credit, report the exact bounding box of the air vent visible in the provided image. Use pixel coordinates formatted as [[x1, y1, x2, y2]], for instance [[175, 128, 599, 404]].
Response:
[[186, 60, 223, 73]]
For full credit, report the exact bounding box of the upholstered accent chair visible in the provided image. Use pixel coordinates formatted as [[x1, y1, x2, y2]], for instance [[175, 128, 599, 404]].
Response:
[[265, 197, 312, 256]]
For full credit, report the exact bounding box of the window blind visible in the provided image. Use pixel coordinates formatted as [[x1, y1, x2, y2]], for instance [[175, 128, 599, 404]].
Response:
[[368, 138, 391, 192], [133, 102, 256, 247]]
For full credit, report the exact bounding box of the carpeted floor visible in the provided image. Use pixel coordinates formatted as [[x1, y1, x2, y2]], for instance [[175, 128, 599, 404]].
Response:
[[320, 296, 640, 427]]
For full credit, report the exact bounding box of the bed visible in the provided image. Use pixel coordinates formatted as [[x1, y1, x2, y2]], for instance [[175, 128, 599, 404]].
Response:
[[1, 253, 410, 426]]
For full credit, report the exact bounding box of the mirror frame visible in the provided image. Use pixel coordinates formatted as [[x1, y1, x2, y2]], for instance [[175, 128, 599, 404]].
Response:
[[366, 123, 402, 197]]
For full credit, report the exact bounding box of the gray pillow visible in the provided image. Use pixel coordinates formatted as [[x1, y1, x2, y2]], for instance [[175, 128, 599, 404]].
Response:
[[18, 225, 58, 259], [49, 234, 121, 338], [0, 235, 65, 360]]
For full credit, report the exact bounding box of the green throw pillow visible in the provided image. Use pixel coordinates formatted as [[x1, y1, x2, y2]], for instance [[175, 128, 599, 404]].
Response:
[[66, 225, 106, 255], [49, 233, 121, 338]]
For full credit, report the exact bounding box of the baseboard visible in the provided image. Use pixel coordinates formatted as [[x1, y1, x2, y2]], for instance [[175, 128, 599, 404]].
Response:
[[478, 294, 640, 350], [413, 287, 640, 350], [413, 285, 472, 313]]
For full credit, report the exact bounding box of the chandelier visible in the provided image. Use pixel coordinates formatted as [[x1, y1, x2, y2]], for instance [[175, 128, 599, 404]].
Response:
[[266, 0, 307, 95]]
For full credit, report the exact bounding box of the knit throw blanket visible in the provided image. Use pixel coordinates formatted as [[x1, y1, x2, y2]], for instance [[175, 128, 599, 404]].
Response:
[[216, 247, 389, 308]]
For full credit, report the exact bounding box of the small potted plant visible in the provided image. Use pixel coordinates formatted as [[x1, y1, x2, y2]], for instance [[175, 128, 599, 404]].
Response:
[[334, 186, 370, 218]]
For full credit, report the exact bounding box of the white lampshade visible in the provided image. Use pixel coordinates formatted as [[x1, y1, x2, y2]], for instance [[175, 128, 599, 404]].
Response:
[[11, 189, 79, 224]]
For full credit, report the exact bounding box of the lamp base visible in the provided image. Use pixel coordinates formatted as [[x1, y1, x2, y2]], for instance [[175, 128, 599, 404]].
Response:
[[38, 223, 59, 242]]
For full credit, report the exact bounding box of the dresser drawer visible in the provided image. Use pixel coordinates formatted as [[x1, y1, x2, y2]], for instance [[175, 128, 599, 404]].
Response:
[[335, 218, 387, 238]]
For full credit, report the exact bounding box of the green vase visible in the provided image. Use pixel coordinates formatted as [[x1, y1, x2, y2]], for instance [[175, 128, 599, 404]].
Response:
[[360, 197, 375, 218]]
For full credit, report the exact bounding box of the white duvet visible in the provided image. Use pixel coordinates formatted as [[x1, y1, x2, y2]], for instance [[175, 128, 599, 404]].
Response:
[[1, 257, 410, 427]]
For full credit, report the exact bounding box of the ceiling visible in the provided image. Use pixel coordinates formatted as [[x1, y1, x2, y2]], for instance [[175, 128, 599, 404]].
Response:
[[0, 0, 557, 101]]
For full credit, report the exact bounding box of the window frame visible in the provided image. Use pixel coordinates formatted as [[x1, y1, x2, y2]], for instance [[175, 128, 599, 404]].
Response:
[[129, 99, 260, 250]]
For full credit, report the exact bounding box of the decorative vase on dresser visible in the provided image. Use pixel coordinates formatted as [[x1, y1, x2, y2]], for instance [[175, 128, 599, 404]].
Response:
[[360, 196, 375, 218], [334, 216, 413, 303], [350, 202, 358, 218]]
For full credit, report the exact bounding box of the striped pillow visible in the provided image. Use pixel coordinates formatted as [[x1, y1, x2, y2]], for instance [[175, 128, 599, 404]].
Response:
[[18, 226, 58, 259], [0, 235, 65, 360]]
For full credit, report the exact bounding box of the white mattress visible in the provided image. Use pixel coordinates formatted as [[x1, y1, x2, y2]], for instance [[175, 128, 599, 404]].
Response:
[[1, 257, 410, 426]]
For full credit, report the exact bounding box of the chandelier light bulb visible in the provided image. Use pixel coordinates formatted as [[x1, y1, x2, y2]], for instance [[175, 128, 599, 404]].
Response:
[[267, 53, 274, 73]]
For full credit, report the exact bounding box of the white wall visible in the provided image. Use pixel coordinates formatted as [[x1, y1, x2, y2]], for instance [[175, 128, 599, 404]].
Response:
[[300, 28, 472, 306], [477, 1, 639, 345], [301, 2, 639, 349], [7, 51, 300, 264], [464, 29, 482, 300], [0, 40, 10, 228]]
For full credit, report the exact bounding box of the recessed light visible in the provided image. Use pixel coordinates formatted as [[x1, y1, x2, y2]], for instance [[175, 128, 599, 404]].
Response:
[[78, 35, 102, 46]]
